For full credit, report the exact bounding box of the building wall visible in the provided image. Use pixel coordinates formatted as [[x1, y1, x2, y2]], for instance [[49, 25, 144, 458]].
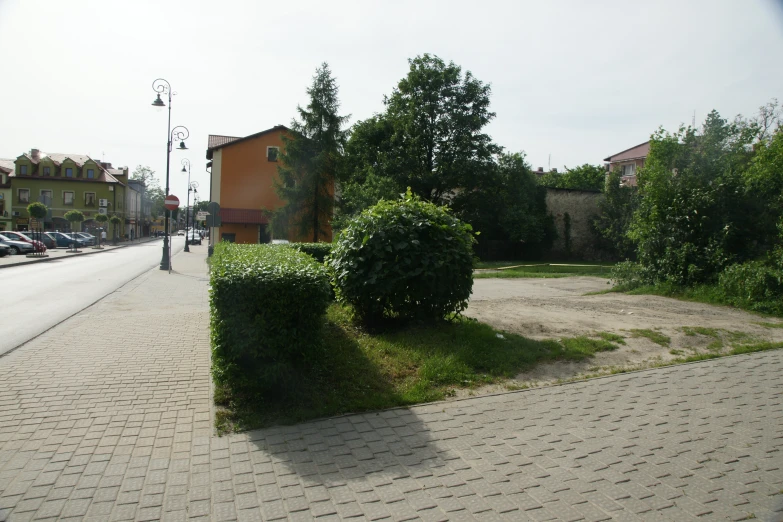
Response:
[[545, 188, 608, 261], [219, 132, 286, 212], [219, 223, 259, 244], [10, 178, 119, 230], [209, 149, 222, 246], [0, 175, 10, 232]]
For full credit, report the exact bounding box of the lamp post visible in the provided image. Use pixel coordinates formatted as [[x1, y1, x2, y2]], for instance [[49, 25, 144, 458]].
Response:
[[151, 78, 189, 271], [182, 159, 192, 252]]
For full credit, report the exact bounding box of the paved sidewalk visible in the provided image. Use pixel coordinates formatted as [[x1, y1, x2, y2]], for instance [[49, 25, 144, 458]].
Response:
[[1, 247, 782, 521]]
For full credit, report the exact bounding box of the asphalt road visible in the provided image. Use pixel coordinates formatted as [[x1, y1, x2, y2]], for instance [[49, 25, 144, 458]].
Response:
[[0, 237, 186, 356]]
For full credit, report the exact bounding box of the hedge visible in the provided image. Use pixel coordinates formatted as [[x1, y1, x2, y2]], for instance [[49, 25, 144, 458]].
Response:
[[209, 242, 331, 392], [288, 242, 333, 263]]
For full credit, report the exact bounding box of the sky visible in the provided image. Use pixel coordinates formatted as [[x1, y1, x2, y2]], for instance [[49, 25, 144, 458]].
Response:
[[1, 0, 782, 203]]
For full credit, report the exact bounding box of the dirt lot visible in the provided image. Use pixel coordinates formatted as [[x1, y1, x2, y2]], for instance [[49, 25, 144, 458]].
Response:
[[462, 276, 783, 395]]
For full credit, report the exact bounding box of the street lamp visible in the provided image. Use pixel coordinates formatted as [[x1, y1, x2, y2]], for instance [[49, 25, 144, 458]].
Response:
[[182, 159, 192, 252], [151, 78, 189, 271]]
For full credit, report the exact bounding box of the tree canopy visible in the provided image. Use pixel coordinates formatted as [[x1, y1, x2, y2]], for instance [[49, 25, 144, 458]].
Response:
[[538, 164, 606, 192], [272, 63, 349, 242]]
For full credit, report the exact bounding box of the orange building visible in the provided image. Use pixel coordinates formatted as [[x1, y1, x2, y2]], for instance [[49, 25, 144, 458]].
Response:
[[206, 125, 333, 245]]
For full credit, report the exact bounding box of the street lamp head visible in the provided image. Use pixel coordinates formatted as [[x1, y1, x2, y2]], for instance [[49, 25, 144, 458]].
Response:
[[152, 93, 165, 110], [181, 165, 187, 172], [178, 141, 188, 150]]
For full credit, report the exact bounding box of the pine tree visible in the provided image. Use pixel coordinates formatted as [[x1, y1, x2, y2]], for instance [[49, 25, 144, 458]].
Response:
[[273, 63, 349, 242]]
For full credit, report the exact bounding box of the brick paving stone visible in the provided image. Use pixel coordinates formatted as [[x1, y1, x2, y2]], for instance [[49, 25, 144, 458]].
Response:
[[1, 249, 783, 521]]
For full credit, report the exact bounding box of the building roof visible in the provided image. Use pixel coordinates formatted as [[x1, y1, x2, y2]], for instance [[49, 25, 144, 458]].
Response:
[[0, 158, 14, 174], [604, 141, 650, 163], [207, 135, 242, 149], [206, 125, 290, 159], [10, 151, 123, 184], [219, 208, 268, 225]]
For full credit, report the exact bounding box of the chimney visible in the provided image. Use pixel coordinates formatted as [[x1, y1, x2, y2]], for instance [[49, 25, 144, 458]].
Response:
[[537, 167, 543, 173], [31, 149, 40, 161], [551, 168, 558, 173], [100, 162, 113, 169]]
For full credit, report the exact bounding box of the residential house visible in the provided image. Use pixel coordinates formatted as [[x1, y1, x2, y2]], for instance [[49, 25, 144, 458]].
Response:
[[9, 149, 126, 238], [0, 160, 14, 232], [603, 141, 650, 187], [205, 125, 334, 245], [127, 179, 149, 239]]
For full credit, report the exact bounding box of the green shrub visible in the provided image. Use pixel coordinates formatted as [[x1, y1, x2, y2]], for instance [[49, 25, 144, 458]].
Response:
[[289, 242, 333, 263], [328, 190, 475, 324], [210, 242, 331, 392], [718, 261, 783, 314], [610, 261, 647, 290]]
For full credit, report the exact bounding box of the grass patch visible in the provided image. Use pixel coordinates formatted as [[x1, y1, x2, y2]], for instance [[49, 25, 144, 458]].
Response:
[[474, 263, 614, 279], [595, 331, 626, 345], [680, 327, 758, 352], [755, 321, 783, 328], [214, 304, 622, 434], [629, 329, 671, 347], [610, 282, 783, 318]]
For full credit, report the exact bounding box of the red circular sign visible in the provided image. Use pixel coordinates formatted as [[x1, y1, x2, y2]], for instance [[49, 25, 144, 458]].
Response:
[[164, 195, 180, 211]]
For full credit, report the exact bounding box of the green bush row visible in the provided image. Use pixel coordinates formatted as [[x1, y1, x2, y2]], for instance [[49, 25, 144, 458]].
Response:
[[288, 242, 333, 263], [209, 242, 331, 393]]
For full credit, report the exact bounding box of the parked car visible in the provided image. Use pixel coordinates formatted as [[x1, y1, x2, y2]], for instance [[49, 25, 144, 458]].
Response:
[[0, 244, 9, 257], [75, 232, 96, 246], [1, 231, 47, 252], [187, 230, 202, 245], [39, 233, 57, 249], [0, 234, 35, 255], [48, 232, 90, 248], [177, 230, 185, 236]]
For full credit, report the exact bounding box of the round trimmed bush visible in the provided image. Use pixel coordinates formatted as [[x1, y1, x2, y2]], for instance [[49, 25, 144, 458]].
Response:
[[328, 190, 475, 324]]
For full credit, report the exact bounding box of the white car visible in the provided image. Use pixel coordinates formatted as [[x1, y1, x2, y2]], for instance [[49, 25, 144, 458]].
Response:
[[177, 230, 185, 236]]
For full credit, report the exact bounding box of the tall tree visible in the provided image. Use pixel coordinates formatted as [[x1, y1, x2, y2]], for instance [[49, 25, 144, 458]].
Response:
[[273, 63, 349, 242], [341, 54, 499, 209]]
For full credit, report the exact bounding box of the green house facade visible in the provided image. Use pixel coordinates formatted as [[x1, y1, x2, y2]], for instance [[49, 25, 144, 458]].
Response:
[[0, 160, 13, 232], [10, 150, 126, 237]]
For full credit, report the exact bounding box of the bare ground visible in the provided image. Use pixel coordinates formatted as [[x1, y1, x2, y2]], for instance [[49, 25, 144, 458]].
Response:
[[459, 276, 783, 397]]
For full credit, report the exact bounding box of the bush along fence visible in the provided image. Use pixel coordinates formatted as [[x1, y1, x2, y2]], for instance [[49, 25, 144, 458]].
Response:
[[209, 242, 331, 394], [287, 242, 333, 263]]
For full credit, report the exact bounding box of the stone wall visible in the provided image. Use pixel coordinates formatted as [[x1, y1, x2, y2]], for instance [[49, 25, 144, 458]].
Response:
[[545, 188, 608, 261]]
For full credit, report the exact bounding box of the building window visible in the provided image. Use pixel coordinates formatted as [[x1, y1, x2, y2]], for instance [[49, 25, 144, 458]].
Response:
[[267, 146, 279, 162], [65, 168, 74, 178], [40, 190, 53, 205], [18, 189, 30, 203], [85, 192, 96, 206], [87, 169, 94, 179], [19, 165, 28, 175], [43, 167, 51, 176], [0, 199, 4, 216], [621, 164, 636, 177], [63, 191, 74, 205]]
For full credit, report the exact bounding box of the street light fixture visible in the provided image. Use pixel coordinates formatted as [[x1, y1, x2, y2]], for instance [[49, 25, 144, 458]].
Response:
[[150, 78, 189, 271], [182, 159, 195, 252]]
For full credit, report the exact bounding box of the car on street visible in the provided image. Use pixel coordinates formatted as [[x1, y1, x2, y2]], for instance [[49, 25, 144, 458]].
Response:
[[0, 244, 9, 257], [177, 230, 185, 236], [39, 233, 57, 249], [48, 232, 90, 248], [75, 232, 96, 246], [186, 230, 202, 245], [0, 234, 35, 255], [1, 231, 47, 252]]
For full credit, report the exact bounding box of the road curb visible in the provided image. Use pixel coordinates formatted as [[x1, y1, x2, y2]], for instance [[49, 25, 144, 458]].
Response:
[[0, 238, 161, 269]]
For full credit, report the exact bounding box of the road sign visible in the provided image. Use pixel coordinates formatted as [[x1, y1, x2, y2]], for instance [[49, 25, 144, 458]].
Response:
[[164, 195, 180, 211], [196, 211, 209, 220]]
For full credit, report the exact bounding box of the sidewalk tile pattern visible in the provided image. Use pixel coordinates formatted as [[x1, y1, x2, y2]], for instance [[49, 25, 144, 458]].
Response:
[[1, 255, 782, 521]]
